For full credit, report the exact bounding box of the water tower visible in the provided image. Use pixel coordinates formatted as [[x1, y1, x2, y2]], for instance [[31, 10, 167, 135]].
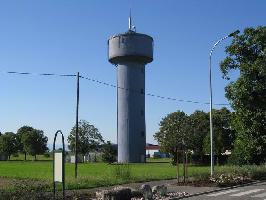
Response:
[[108, 16, 153, 163]]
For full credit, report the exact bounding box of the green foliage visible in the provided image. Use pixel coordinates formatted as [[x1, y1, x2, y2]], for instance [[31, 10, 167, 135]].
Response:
[[216, 165, 266, 180], [16, 126, 35, 160], [68, 120, 104, 156], [220, 26, 266, 164], [113, 164, 132, 179], [1, 161, 265, 193], [187, 111, 209, 158], [102, 141, 117, 163], [21, 129, 48, 160], [154, 110, 189, 164], [154, 108, 235, 164], [43, 152, 50, 158], [0, 132, 17, 159], [203, 108, 235, 156]]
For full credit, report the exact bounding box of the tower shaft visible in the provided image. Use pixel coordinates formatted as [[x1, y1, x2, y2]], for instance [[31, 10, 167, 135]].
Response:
[[117, 62, 145, 162], [108, 31, 153, 163]]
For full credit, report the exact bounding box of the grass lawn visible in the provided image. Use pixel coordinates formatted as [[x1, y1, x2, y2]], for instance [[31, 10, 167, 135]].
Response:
[[1, 160, 265, 191], [0, 161, 210, 190]]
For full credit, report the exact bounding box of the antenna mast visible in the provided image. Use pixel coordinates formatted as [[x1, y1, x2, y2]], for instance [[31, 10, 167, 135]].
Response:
[[128, 9, 136, 32], [128, 9, 132, 31]]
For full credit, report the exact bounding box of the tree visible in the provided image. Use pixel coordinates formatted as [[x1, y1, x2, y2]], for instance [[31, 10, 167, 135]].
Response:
[[21, 129, 48, 160], [68, 120, 104, 159], [0, 132, 17, 160], [102, 141, 117, 164], [220, 26, 266, 164], [187, 110, 209, 159], [154, 111, 189, 164], [17, 126, 35, 160], [203, 108, 235, 157]]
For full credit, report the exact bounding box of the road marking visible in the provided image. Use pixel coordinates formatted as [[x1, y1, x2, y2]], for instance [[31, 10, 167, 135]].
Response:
[[206, 189, 241, 196], [251, 192, 266, 198], [230, 189, 264, 197]]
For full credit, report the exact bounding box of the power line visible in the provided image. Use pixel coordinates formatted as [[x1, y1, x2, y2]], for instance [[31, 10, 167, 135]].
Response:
[[79, 75, 229, 106], [1, 70, 229, 106], [3, 71, 76, 77]]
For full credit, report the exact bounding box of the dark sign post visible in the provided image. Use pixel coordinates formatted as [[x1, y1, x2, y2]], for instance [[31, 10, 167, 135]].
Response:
[[53, 130, 65, 200]]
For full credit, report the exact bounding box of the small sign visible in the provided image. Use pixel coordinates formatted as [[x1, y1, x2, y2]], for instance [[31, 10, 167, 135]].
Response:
[[54, 152, 63, 182]]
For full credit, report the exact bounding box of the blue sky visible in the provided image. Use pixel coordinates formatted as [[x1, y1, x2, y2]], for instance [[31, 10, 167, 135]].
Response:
[[0, 0, 265, 146]]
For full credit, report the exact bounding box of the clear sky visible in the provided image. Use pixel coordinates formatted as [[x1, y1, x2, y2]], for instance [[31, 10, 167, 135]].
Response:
[[0, 0, 265, 147]]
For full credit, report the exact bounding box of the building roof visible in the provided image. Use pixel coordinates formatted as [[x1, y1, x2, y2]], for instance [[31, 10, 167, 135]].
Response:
[[145, 145, 160, 150]]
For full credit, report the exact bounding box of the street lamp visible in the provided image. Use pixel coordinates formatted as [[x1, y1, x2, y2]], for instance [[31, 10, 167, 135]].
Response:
[[209, 30, 239, 177]]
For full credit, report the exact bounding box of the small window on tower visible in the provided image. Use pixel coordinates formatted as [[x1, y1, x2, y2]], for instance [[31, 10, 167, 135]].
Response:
[[141, 89, 144, 94], [141, 131, 145, 137], [140, 109, 144, 116]]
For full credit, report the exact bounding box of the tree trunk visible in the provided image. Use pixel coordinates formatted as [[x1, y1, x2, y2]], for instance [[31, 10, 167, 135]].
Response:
[[183, 150, 186, 183], [24, 153, 27, 161], [176, 149, 179, 183], [34, 155, 37, 161], [185, 151, 188, 181]]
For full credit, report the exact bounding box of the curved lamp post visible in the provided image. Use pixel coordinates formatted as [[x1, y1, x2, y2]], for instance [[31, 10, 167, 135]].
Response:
[[209, 30, 239, 176]]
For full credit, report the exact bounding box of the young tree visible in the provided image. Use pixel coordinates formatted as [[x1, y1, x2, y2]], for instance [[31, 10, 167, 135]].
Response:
[[17, 126, 35, 160], [0, 132, 17, 160], [220, 26, 266, 164], [21, 129, 48, 160], [203, 108, 235, 157], [102, 141, 117, 164], [154, 111, 189, 164], [187, 110, 209, 160], [68, 120, 104, 159]]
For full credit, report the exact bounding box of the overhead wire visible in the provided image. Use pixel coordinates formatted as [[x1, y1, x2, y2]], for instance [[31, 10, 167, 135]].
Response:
[[1, 70, 230, 106]]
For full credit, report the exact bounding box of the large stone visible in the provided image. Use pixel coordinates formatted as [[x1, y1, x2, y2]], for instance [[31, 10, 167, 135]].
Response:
[[140, 184, 153, 200], [96, 187, 131, 200], [152, 185, 167, 196]]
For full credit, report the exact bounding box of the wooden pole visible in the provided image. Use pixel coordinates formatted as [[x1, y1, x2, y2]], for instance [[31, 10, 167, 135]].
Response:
[[75, 72, 80, 178], [185, 151, 188, 181], [183, 150, 186, 183], [176, 149, 179, 183]]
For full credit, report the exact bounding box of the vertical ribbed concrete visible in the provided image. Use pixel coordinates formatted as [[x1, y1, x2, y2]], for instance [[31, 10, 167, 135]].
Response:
[[108, 31, 153, 163], [117, 62, 145, 162]]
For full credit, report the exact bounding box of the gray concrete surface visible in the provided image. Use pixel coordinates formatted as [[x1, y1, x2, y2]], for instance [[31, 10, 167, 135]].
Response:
[[183, 181, 266, 200], [108, 30, 153, 163]]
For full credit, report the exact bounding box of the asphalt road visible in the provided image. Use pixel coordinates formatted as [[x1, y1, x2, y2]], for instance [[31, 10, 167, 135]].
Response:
[[184, 181, 266, 200]]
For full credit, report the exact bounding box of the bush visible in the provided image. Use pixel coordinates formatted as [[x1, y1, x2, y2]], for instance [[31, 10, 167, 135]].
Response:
[[102, 141, 117, 164], [43, 152, 50, 158], [113, 164, 132, 180], [12, 153, 19, 157]]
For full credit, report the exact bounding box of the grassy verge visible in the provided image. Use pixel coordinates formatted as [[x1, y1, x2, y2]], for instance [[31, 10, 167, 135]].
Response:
[[0, 161, 209, 190], [0, 161, 265, 192]]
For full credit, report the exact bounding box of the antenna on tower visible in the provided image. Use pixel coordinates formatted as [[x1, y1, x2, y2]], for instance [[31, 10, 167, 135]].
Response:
[[128, 9, 136, 32]]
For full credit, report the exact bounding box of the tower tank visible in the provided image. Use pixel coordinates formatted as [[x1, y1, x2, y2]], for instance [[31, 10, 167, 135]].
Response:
[[108, 21, 153, 163]]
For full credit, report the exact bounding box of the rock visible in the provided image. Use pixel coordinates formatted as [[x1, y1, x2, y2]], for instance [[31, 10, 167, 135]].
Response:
[[158, 185, 167, 196], [152, 185, 167, 196], [131, 190, 144, 198], [140, 184, 153, 200], [96, 187, 131, 200], [152, 185, 159, 194]]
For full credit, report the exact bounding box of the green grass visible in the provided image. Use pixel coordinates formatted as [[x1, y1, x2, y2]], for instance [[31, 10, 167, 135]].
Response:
[[146, 157, 171, 163], [0, 161, 210, 190], [1, 160, 265, 191]]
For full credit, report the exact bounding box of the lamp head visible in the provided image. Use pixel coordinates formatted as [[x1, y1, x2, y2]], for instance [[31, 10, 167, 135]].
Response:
[[228, 30, 240, 37]]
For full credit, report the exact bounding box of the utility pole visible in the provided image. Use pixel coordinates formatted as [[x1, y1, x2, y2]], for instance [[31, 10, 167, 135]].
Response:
[[75, 72, 80, 178]]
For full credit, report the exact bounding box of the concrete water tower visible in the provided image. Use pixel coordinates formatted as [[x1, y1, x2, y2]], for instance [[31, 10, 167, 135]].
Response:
[[108, 15, 153, 163]]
